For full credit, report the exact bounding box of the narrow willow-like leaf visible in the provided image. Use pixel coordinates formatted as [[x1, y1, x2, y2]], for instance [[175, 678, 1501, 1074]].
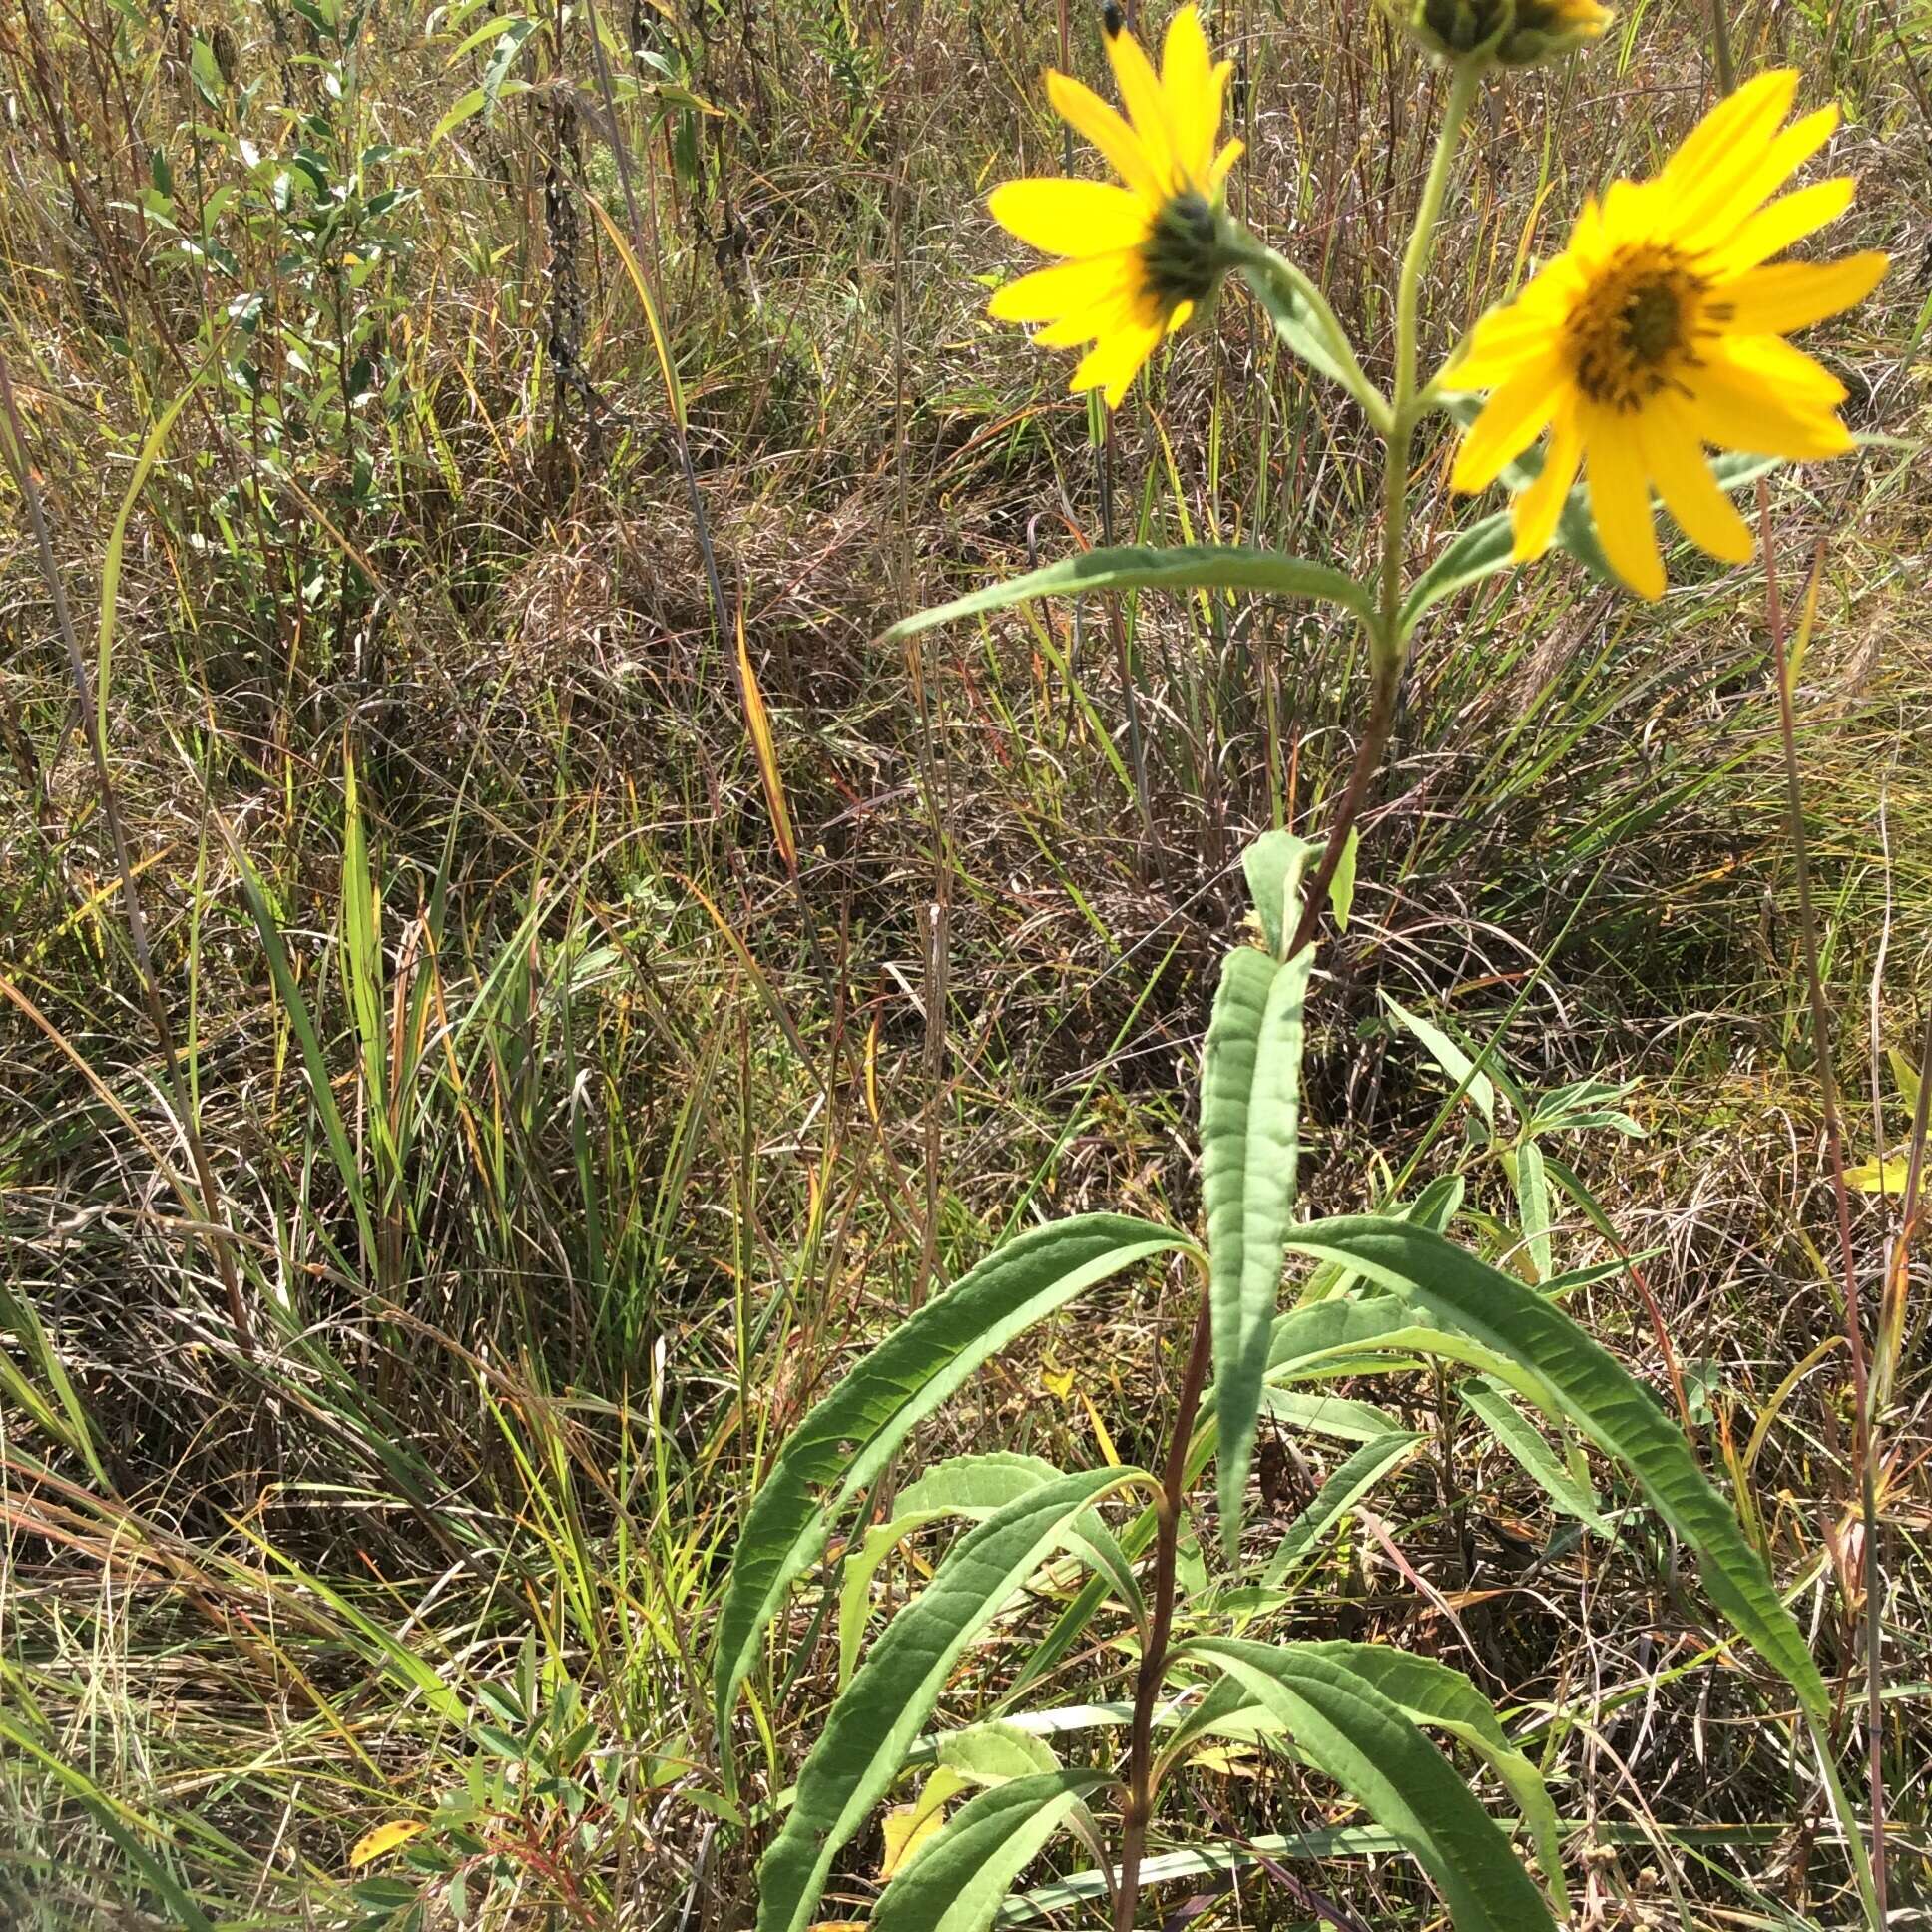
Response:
[[1267, 1294, 1528, 1392], [1260, 1387, 1403, 1443], [1232, 244, 1385, 422], [837, 1452, 1142, 1686], [1461, 1375, 1611, 1534], [715, 1214, 1191, 1743], [1292, 1642, 1568, 1916], [1510, 1140, 1553, 1280], [872, 1770, 1107, 1932], [757, 1468, 1143, 1932], [1202, 943, 1316, 1558], [880, 546, 1373, 644], [935, 1720, 1063, 1786], [1284, 1217, 1830, 1719], [1240, 828, 1310, 961], [1382, 992, 1496, 1125], [1401, 424, 1779, 634], [1162, 1642, 1566, 1914], [1187, 1639, 1557, 1932], [1258, 1430, 1423, 1585]]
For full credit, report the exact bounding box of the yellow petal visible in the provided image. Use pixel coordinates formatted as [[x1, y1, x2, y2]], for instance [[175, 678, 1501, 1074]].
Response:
[[349, 1820, 426, 1869], [1721, 332, 1848, 408], [1509, 405, 1583, 562], [1165, 297, 1195, 335], [1716, 250, 1887, 335], [1207, 136, 1244, 190], [1642, 405, 1753, 564], [989, 251, 1138, 324], [1710, 177, 1855, 273], [1160, 7, 1219, 179], [1583, 412, 1665, 600], [1680, 347, 1852, 461], [1672, 103, 1836, 247], [1045, 69, 1162, 201], [1034, 288, 1141, 346], [1073, 319, 1163, 407], [1658, 70, 1800, 207], [1103, 10, 1178, 181], [1450, 358, 1562, 493], [1695, 105, 1838, 236], [987, 179, 1154, 257], [1444, 303, 1558, 391]]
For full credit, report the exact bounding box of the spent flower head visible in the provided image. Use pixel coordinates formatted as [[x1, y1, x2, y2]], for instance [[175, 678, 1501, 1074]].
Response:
[[1446, 69, 1886, 599], [986, 3, 1241, 407]]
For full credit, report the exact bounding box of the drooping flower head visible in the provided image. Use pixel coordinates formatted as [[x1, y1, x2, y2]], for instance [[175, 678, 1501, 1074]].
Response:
[[986, 3, 1243, 407], [1447, 70, 1886, 598]]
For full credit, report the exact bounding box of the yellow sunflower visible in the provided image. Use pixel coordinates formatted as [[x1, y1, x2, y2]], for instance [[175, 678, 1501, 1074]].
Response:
[[986, 3, 1242, 407], [1447, 69, 1887, 599]]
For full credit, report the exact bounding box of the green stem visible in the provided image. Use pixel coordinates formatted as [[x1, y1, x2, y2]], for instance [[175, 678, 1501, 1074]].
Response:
[[1378, 61, 1483, 648]]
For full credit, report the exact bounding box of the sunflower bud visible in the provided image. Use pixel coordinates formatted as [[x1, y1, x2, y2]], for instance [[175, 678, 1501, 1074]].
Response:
[[1390, 0, 1611, 67]]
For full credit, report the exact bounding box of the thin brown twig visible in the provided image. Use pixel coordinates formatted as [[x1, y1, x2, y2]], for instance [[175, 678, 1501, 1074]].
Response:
[[1755, 483, 1885, 1922]]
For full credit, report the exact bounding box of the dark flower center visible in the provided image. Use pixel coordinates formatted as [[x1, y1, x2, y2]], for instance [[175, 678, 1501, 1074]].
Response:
[[1566, 243, 1721, 412], [1141, 192, 1222, 309]]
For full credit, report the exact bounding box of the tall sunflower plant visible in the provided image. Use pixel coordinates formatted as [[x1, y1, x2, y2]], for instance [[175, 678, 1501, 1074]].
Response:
[[718, 10, 1886, 1930]]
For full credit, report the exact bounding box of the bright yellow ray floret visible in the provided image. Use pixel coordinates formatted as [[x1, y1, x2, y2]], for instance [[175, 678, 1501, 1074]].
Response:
[[986, 3, 1243, 407], [1446, 69, 1886, 600]]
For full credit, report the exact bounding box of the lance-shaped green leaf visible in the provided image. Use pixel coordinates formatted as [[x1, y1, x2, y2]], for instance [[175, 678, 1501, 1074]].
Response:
[[838, 1452, 1142, 1686], [1259, 1387, 1402, 1443], [1160, 1641, 1566, 1914], [1284, 1216, 1830, 1720], [1461, 1376, 1612, 1534], [1258, 1430, 1423, 1585], [1185, 1639, 1557, 1932], [1202, 942, 1316, 1558], [757, 1467, 1144, 1932], [1230, 240, 1390, 428], [1291, 1642, 1568, 1916], [872, 1769, 1108, 1932], [880, 546, 1373, 645], [1241, 828, 1310, 961], [715, 1213, 1191, 1743]]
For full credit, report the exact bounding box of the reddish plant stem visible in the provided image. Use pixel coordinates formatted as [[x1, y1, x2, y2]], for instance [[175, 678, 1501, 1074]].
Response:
[[1112, 1284, 1213, 1932], [1111, 649, 1403, 1927]]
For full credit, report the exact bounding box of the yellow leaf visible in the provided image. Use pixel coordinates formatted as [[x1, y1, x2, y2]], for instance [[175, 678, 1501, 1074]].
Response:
[[1844, 1156, 1914, 1194], [879, 1800, 945, 1879], [1040, 1353, 1074, 1399], [348, 1819, 425, 1869], [1079, 1389, 1121, 1467]]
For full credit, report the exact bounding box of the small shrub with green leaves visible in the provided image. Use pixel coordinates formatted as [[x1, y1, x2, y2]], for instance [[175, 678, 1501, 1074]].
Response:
[[718, 9, 1885, 1929]]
